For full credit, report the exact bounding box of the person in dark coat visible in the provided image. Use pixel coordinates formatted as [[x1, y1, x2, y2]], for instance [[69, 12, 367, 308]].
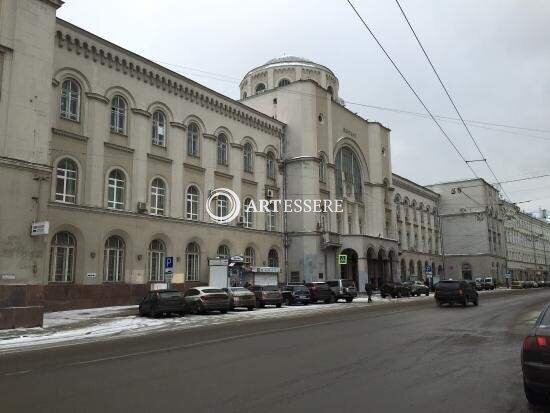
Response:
[[365, 282, 373, 303]]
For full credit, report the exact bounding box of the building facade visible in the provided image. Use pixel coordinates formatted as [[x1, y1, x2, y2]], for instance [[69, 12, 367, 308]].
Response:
[[392, 174, 443, 282], [427, 179, 507, 282]]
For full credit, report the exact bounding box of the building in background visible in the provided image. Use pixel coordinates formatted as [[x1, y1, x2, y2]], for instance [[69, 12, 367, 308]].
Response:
[[392, 174, 443, 283], [427, 179, 507, 282]]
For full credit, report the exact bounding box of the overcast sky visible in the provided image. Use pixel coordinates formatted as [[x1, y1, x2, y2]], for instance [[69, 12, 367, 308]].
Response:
[[58, 0, 550, 213]]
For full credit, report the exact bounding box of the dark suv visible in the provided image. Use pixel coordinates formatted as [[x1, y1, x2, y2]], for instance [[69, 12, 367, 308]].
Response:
[[281, 285, 311, 306], [139, 289, 186, 317], [326, 280, 357, 302], [305, 282, 333, 303], [435, 280, 479, 307], [250, 285, 283, 308], [380, 282, 411, 298]]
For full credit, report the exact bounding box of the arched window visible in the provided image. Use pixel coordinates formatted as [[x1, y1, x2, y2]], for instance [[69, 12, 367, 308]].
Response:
[[400, 260, 407, 281], [103, 236, 125, 282], [55, 158, 78, 204], [242, 91, 247, 99], [217, 133, 228, 165], [242, 198, 254, 228], [107, 169, 126, 210], [394, 196, 402, 220], [268, 249, 279, 267], [243, 142, 254, 173], [152, 110, 166, 147], [186, 242, 200, 281], [278, 78, 290, 87], [319, 155, 326, 182], [148, 239, 166, 281], [255, 83, 266, 93], [244, 247, 256, 266], [217, 244, 230, 259], [60, 78, 81, 121], [335, 147, 362, 201], [110, 95, 127, 134], [327, 85, 334, 96], [150, 178, 166, 216], [266, 152, 276, 179], [417, 261, 423, 278], [462, 263, 473, 280], [186, 185, 199, 221], [409, 260, 415, 276], [49, 231, 76, 282], [187, 122, 200, 157]]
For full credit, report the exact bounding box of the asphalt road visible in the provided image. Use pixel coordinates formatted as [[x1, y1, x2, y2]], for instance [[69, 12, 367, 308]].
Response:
[[1, 289, 550, 413]]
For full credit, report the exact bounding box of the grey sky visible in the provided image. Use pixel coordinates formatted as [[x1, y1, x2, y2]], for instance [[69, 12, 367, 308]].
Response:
[[58, 0, 550, 212]]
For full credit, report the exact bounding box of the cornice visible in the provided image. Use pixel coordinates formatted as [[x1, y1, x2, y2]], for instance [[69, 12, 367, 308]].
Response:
[[131, 108, 151, 118], [230, 143, 243, 149], [147, 153, 172, 164], [52, 127, 88, 142], [55, 21, 286, 138], [264, 184, 280, 191], [0, 156, 52, 174], [85, 92, 109, 104], [40, 0, 64, 9], [286, 156, 318, 164], [241, 178, 258, 186], [183, 162, 205, 173], [169, 121, 186, 130], [0, 45, 14, 53], [203, 133, 217, 141], [255, 152, 267, 158], [104, 142, 134, 153], [214, 170, 234, 180]]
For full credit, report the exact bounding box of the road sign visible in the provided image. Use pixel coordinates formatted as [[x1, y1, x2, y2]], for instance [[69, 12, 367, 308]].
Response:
[[338, 254, 347, 265], [165, 256, 174, 269]]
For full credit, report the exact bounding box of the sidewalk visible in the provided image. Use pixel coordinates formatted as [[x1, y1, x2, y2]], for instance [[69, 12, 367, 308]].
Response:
[[0, 289, 513, 353]]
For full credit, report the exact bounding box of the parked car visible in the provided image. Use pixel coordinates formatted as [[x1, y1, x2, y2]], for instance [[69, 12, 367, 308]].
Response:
[[521, 303, 550, 405], [326, 279, 358, 302], [483, 277, 496, 290], [533, 281, 540, 288], [184, 287, 230, 314], [281, 284, 311, 306], [223, 287, 256, 311], [139, 289, 186, 318], [435, 280, 479, 307], [403, 281, 430, 296], [305, 282, 333, 303], [380, 282, 411, 298], [525, 281, 535, 289], [250, 285, 283, 308], [474, 277, 484, 291], [511, 280, 524, 289]]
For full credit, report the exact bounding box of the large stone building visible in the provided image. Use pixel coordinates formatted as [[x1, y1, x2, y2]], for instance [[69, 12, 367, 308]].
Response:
[[427, 178, 507, 282]]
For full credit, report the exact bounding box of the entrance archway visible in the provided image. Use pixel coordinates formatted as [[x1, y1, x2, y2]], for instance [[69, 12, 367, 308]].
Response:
[[367, 247, 383, 289], [340, 248, 358, 288], [388, 250, 398, 283]]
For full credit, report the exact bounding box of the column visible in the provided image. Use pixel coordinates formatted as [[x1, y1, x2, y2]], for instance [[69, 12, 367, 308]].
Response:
[[169, 122, 186, 218], [84, 94, 108, 206]]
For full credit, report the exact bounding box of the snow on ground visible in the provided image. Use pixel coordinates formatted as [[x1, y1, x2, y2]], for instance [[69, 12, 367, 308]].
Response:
[[0, 289, 513, 353]]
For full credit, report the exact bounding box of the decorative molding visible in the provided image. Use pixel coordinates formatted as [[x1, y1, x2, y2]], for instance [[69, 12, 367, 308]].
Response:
[[104, 142, 134, 153], [51, 78, 60, 87], [131, 108, 151, 118], [286, 156, 319, 164], [169, 121, 186, 130], [0, 45, 14, 53], [392, 173, 440, 200], [230, 143, 243, 149], [40, 0, 65, 9], [52, 127, 89, 142], [255, 152, 267, 158], [264, 184, 279, 191], [183, 162, 205, 173], [147, 153, 172, 164], [214, 170, 234, 180], [320, 188, 331, 195], [85, 92, 109, 104], [241, 178, 258, 186], [55, 21, 286, 138], [0, 156, 52, 174], [203, 133, 217, 141]]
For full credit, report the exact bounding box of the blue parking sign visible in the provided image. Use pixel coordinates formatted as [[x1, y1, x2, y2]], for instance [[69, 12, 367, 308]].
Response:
[[165, 256, 174, 269]]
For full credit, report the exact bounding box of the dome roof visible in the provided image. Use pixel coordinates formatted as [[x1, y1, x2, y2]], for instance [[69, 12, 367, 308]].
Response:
[[245, 56, 337, 79], [264, 56, 314, 65]]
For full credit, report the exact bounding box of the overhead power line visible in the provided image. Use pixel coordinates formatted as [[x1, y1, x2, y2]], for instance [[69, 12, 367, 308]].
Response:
[[393, 0, 511, 201]]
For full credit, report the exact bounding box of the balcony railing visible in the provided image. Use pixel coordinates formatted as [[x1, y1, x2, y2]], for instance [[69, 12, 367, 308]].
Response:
[[320, 231, 342, 249]]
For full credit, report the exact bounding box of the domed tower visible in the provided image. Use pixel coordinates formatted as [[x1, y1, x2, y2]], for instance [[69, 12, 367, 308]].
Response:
[[239, 56, 339, 100]]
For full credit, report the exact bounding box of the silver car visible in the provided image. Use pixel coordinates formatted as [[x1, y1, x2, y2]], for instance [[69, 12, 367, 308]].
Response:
[[223, 287, 256, 310], [184, 287, 230, 314]]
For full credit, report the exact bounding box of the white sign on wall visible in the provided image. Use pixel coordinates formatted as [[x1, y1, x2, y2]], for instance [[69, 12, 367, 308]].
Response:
[[31, 221, 50, 236]]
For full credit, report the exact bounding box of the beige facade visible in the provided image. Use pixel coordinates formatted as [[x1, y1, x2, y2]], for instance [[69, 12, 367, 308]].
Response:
[[392, 174, 443, 282], [501, 201, 550, 281]]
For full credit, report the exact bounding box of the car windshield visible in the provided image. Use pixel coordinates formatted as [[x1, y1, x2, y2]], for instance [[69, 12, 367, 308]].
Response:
[[159, 291, 182, 299], [202, 288, 223, 294], [261, 285, 280, 291], [436, 281, 460, 289], [342, 281, 355, 288]]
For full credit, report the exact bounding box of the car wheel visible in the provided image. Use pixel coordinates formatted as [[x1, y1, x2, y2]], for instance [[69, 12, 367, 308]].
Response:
[[276, 303, 282, 308], [473, 297, 479, 306], [381, 294, 386, 299], [190, 302, 200, 315], [346, 298, 353, 303], [524, 381, 544, 405], [324, 298, 331, 304], [462, 298, 468, 307], [150, 307, 158, 318], [425, 292, 429, 296]]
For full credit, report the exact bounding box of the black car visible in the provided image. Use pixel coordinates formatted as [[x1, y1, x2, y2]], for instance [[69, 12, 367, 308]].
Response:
[[305, 282, 333, 303], [139, 289, 186, 317], [522, 303, 550, 405], [281, 284, 311, 305], [380, 282, 411, 298], [435, 280, 478, 307]]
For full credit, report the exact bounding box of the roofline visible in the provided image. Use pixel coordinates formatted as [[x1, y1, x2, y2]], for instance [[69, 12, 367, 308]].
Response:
[[241, 59, 338, 86], [392, 173, 440, 198], [425, 177, 499, 192], [56, 18, 286, 128]]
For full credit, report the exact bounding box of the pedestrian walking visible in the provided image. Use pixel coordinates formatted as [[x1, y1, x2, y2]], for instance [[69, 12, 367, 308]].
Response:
[[365, 282, 373, 303]]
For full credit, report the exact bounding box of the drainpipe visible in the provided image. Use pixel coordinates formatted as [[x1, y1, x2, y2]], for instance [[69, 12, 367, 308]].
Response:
[[281, 124, 289, 285]]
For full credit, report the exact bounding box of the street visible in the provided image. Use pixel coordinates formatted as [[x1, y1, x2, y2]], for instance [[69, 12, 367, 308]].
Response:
[[1, 289, 549, 413]]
